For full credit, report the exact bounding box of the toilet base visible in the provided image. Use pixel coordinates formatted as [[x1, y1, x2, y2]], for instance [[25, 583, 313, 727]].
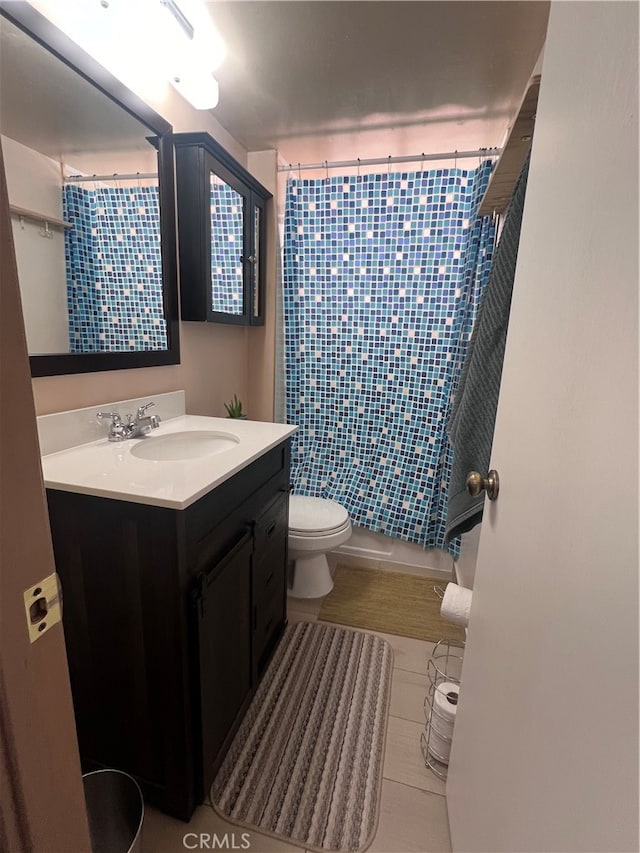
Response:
[[288, 553, 334, 599]]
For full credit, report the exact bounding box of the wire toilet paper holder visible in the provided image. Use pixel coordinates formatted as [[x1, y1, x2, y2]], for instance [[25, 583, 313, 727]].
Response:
[[421, 637, 465, 780], [433, 584, 446, 601]]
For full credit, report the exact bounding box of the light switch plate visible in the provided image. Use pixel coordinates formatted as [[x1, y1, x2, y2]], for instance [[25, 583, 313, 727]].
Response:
[[23, 573, 62, 643]]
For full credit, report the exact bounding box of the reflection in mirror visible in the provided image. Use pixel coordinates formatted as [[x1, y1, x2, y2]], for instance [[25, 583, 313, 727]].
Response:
[[253, 205, 261, 318], [210, 171, 244, 315], [0, 14, 169, 357], [63, 174, 165, 352]]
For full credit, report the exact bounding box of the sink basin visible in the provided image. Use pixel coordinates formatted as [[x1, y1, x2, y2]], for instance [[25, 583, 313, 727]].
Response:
[[130, 430, 240, 461]]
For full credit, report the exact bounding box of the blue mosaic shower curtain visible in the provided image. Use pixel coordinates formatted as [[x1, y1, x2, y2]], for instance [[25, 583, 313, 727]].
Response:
[[284, 164, 496, 554], [63, 185, 167, 352]]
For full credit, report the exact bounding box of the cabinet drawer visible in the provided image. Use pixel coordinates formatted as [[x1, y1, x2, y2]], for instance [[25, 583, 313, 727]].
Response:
[[254, 491, 288, 554], [186, 443, 289, 550], [254, 532, 286, 599]]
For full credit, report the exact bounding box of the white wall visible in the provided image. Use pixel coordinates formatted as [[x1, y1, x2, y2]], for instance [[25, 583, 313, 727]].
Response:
[[3, 135, 69, 353], [247, 149, 278, 422]]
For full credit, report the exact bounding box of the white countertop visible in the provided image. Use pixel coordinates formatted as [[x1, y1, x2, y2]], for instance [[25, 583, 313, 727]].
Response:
[[41, 415, 297, 509]]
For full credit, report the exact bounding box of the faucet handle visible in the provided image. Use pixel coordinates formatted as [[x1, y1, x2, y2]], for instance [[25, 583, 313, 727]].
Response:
[[136, 401, 155, 419], [96, 411, 122, 424]]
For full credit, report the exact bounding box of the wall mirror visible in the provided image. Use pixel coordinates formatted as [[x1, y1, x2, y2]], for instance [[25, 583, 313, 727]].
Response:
[[0, 3, 179, 376]]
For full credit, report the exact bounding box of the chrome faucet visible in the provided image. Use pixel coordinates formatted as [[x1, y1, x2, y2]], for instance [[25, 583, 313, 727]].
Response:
[[96, 402, 161, 442]]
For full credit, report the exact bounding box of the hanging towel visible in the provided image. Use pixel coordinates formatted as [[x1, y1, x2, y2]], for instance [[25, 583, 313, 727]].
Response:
[[445, 152, 531, 542]]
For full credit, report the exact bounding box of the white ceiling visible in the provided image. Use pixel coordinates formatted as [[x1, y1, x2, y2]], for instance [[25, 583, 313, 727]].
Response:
[[0, 2, 550, 171], [206, 1, 550, 165]]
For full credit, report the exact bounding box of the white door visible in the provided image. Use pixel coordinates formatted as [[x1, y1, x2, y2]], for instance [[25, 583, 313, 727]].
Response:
[[446, 4, 638, 853]]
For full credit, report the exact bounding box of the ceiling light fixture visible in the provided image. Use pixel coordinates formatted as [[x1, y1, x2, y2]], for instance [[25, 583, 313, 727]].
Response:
[[32, 0, 226, 110], [160, 0, 195, 40], [170, 70, 220, 111], [158, 0, 226, 109]]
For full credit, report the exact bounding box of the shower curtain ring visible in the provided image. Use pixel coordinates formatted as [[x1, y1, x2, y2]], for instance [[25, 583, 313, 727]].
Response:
[[324, 160, 329, 184], [454, 149, 458, 172], [357, 157, 361, 178], [387, 155, 391, 177], [297, 163, 302, 182]]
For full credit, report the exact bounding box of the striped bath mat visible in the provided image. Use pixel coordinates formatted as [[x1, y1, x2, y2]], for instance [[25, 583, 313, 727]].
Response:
[[211, 622, 393, 852]]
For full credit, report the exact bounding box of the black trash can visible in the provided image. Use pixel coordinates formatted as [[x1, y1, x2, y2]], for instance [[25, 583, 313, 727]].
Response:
[[82, 769, 144, 853]]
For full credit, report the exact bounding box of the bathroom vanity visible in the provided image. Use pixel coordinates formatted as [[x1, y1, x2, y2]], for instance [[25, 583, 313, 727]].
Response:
[[42, 413, 295, 820]]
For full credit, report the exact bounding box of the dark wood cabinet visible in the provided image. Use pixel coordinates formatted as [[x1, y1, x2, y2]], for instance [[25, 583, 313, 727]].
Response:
[[174, 132, 271, 326], [47, 440, 290, 821]]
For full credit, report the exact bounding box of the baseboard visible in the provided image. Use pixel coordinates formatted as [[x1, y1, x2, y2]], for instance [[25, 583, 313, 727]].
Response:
[[328, 550, 452, 581]]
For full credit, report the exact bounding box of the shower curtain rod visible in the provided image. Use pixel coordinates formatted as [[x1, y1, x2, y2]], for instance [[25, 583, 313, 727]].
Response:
[[63, 172, 158, 183], [63, 149, 499, 182], [278, 148, 502, 174]]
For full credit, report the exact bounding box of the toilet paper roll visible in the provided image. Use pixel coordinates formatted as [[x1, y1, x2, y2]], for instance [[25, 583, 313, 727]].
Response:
[[430, 708, 455, 739], [427, 726, 452, 764], [440, 583, 473, 627], [433, 682, 459, 726]]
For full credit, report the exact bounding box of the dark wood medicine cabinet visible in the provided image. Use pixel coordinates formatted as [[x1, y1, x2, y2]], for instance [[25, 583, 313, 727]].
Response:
[[173, 132, 271, 326]]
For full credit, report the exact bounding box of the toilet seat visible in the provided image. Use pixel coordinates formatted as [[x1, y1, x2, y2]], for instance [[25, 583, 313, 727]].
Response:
[[287, 495, 353, 599], [289, 495, 349, 536], [290, 519, 351, 538]]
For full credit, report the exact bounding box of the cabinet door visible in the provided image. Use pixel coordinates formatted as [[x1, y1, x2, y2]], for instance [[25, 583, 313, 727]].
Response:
[[207, 153, 252, 324], [194, 528, 253, 795]]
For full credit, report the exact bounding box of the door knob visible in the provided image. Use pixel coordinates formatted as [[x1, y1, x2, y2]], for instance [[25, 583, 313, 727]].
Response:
[[466, 470, 500, 501]]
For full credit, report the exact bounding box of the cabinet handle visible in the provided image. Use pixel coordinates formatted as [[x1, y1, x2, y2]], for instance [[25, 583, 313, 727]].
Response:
[[266, 522, 277, 539], [196, 528, 252, 588], [265, 571, 274, 588]]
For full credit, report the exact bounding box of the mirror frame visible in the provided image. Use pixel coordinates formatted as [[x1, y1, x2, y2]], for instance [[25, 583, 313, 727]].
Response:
[[0, 2, 180, 377]]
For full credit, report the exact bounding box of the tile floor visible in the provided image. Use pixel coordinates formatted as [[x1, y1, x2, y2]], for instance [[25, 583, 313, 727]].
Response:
[[143, 588, 452, 853]]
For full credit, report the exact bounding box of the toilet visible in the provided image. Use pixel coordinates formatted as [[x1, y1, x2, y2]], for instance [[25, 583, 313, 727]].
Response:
[[288, 495, 352, 599]]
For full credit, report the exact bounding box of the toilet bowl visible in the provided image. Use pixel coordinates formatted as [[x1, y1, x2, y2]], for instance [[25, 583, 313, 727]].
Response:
[[288, 495, 352, 599]]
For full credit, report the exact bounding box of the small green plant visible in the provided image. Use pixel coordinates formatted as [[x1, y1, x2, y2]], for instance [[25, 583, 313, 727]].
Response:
[[224, 394, 246, 418]]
